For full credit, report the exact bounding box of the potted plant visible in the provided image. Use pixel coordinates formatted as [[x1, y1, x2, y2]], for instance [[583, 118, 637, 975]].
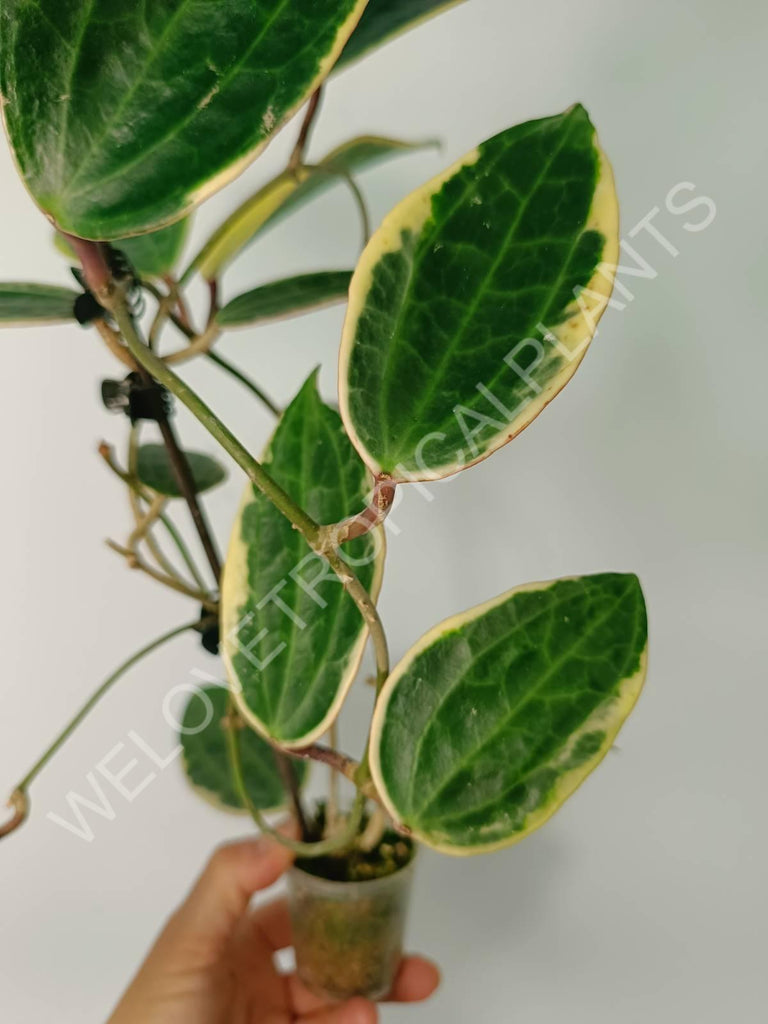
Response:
[[0, 0, 648, 1003]]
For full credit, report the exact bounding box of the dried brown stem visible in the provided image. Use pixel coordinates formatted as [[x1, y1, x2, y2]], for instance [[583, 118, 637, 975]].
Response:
[[106, 539, 217, 611], [0, 789, 29, 840]]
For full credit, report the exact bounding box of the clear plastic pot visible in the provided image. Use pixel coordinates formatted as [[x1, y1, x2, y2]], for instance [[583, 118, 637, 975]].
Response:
[[287, 854, 417, 1001]]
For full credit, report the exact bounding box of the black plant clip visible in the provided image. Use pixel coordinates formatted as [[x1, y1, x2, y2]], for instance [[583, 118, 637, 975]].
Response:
[[196, 609, 220, 656], [101, 371, 173, 424], [105, 246, 145, 318], [71, 246, 145, 326], [71, 267, 107, 325]]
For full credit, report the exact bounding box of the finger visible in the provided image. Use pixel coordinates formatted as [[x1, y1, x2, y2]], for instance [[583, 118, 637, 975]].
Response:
[[385, 955, 441, 1002], [250, 897, 292, 952], [301, 997, 378, 1024], [287, 954, 440, 1016], [232, 897, 292, 962], [177, 836, 294, 944], [285, 972, 335, 1016]]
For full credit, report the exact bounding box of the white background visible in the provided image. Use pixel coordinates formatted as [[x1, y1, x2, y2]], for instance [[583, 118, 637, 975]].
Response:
[[1, 1, 766, 1021]]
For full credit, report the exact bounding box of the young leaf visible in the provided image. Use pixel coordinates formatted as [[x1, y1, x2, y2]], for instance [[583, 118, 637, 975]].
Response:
[[0, 283, 78, 325], [54, 220, 190, 279], [136, 444, 226, 497], [370, 574, 647, 855], [339, 105, 619, 482], [337, 0, 466, 69], [221, 372, 384, 746], [0, 0, 369, 239], [217, 271, 353, 328], [180, 685, 307, 812], [187, 135, 437, 282]]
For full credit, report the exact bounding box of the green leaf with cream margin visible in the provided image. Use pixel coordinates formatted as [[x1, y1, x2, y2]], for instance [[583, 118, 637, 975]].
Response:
[[339, 105, 619, 482], [370, 573, 648, 855], [184, 135, 437, 282], [0, 0, 369, 239], [180, 685, 307, 812], [0, 282, 78, 325], [337, 0, 466, 69], [217, 271, 353, 328], [221, 372, 384, 747]]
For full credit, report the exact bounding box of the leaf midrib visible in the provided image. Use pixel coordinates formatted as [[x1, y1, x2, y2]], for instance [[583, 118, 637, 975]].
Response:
[[390, 115, 579, 460], [402, 591, 561, 813], [278, 421, 366, 737], [63, 0, 295, 201], [265, 396, 314, 731], [61, 0, 195, 195], [424, 602, 645, 835], [411, 583, 640, 821], [369, 120, 540, 460]]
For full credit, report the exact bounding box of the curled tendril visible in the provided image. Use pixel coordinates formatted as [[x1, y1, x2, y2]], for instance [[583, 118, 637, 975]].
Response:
[[0, 789, 29, 841]]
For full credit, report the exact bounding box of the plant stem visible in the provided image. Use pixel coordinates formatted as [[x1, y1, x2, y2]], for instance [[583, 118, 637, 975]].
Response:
[[289, 87, 323, 172], [317, 476, 396, 549], [0, 790, 29, 840], [206, 351, 281, 418], [64, 234, 112, 295], [118, 311, 390, 690], [206, 279, 219, 328], [327, 721, 340, 835], [163, 322, 222, 365], [106, 539, 217, 609], [127, 492, 165, 549], [128, 488, 187, 586], [163, 275, 193, 333], [157, 411, 222, 582], [225, 700, 364, 857], [126, 427, 199, 590], [340, 170, 371, 246], [274, 754, 310, 841], [104, 286, 319, 835], [94, 318, 135, 370], [108, 284, 390, 800], [99, 441, 209, 592], [290, 742, 359, 781], [126, 355, 223, 585], [14, 620, 198, 795], [155, 513, 209, 592], [112, 298, 320, 541]]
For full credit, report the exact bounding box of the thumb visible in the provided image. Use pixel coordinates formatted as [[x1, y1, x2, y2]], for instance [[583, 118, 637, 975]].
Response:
[[175, 836, 294, 945]]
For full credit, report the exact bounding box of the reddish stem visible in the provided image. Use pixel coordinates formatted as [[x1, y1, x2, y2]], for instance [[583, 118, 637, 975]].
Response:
[[63, 235, 111, 298], [337, 476, 396, 544], [0, 790, 29, 841]]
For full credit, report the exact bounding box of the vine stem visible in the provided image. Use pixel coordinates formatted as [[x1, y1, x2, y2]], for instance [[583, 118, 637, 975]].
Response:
[[151, 388, 223, 583], [274, 751, 310, 841], [159, 312, 380, 627], [100, 275, 322, 834], [226, 699, 365, 858], [98, 441, 209, 592], [206, 351, 282, 418], [108, 284, 390, 785], [105, 539, 217, 609], [317, 476, 396, 549], [288, 87, 323, 173], [74, 241, 223, 585], [126, 426, 200, 591], [0, 619, 199, 841]]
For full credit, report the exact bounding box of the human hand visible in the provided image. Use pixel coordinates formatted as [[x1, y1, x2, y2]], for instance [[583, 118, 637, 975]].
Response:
[[107, 836, 440, 1024]]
